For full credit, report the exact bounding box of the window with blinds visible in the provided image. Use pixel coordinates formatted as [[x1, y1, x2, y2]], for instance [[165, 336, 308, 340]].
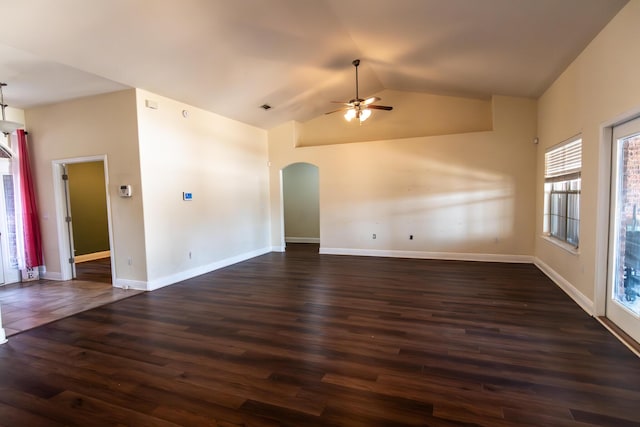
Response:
[[543, 137, 582, 247], [545, 138, 582, 181]]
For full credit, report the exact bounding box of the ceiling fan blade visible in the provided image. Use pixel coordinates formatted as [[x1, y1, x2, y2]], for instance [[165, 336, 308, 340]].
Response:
[[368, 105, 393, 111], [363, 96, 381, 105], [325, 107, 351, 115], [330, 101, 352, 105]]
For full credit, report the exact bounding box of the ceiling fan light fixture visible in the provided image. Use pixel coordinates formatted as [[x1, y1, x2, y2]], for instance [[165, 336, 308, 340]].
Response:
[[0, 83, 24, 136], [344, 107, 371, 123], [0, 120, 23, 135], [344, 108, 357, 122]]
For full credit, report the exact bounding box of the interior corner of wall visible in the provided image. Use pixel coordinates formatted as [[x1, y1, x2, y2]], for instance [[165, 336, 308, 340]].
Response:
[[489, 95, 502, 131], [134, 87, 149, 99], [292, 121, 303, 148], [490, 94, 539, 134]]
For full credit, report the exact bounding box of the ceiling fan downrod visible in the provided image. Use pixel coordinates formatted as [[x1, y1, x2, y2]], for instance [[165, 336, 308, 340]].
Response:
[[353, 59, 360, 103]]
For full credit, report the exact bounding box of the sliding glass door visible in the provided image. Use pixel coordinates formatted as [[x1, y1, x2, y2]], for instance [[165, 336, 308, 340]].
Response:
[[608, 117, 640, 343]]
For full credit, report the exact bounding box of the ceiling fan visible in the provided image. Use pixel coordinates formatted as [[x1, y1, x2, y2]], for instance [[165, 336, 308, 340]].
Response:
[[326, 59, 393, 123]]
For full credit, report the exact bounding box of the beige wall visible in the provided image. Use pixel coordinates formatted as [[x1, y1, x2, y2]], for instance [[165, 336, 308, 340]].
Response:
[[24, 89, 146, 283], [536, 0, 640, 309], [283, 162, 319, 241], [269, 95, 537, 259], [22, 88, 272, 290], [135, 89, 271, 288], [4, 107, 25, 131]]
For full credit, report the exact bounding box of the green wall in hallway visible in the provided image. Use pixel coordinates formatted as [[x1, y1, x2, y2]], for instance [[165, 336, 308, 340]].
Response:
[[67, 161, 109, 256]]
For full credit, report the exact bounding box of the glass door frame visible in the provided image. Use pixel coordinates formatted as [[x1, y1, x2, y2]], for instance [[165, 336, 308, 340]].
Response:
[[605, 116, 640, 343], [0, 158, 20, 285]]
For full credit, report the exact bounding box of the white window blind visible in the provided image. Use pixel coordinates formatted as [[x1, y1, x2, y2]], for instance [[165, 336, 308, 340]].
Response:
[[545, 138, 582, 181]]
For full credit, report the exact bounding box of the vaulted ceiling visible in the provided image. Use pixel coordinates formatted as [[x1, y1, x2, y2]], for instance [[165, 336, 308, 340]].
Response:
[[0, 0, 629, 129]]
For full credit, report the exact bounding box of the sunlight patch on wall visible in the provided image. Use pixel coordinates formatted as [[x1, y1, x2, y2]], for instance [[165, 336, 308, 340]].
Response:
[[321, 153, 515, 251]]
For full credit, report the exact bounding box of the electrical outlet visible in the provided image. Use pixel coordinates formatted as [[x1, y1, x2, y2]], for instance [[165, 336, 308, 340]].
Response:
[[372, 233, 377, 239], [409, 235, 414, 240], [127, 257, 132, 266], [189, 251, 192, 259]]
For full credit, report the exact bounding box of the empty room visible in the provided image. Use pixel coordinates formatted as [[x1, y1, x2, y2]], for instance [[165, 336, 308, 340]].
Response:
[[1, 1, 640, 426]]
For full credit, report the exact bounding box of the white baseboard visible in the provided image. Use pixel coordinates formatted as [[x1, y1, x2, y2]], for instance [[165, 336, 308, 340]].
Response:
[[0, 305, 7, 344], [285, 237, 320, 244], [75, 250, 110, 263], [34, 247, 274, 292], [272, 245, 285, 253], [113, 278, 147, 291], [317, 248, 595, 317], [146, 246, 272, 291], [534, 257, 594, 315], [319, 247, 533, 264], [42, 271, 65, 281]]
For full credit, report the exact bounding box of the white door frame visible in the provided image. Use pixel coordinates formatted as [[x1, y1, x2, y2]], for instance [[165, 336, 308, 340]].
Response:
[[52, 155, 116, 284], [0, 158, 17, 285], [596, 106, 640, 317], [603, 117, 640, 345], [277, 168, 285, 251]]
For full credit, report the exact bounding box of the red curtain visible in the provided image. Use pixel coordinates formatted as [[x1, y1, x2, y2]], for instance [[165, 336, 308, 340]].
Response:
[[16, 130, 43, 267]]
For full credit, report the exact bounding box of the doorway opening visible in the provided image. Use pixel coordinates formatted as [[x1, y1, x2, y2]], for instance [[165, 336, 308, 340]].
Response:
[[281, 162, 319, 251], [52, 156, 115, 284]]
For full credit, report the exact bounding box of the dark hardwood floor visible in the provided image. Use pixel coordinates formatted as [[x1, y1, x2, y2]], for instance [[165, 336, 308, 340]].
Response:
[[1, 244, 639, 426]]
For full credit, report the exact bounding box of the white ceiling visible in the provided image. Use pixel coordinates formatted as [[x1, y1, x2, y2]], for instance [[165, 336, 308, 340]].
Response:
[[0, 0, 629, 129]]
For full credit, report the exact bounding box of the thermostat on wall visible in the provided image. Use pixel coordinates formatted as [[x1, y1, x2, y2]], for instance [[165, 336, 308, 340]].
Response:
[[119, 185, 132, 197]]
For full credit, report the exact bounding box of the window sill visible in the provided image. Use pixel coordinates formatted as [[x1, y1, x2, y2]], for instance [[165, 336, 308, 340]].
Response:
[[541, 235, 580, 255]]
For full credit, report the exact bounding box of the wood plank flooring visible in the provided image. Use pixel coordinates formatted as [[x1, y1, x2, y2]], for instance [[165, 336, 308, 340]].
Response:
[[0, 258, 140, 336], [1, 244, 639, 426], [75, 257, 112, 284]]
